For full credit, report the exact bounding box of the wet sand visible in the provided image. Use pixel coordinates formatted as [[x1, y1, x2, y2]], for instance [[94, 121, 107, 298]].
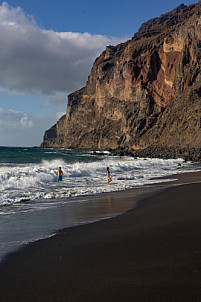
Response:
[[0, 175, 201, 301]]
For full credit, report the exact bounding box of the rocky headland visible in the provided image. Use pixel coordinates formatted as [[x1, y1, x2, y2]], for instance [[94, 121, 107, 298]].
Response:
[[41, 1, 201, 161]]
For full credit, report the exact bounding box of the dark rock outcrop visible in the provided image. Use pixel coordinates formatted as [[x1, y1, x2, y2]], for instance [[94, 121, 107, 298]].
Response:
[[41, 2, 201, 160]]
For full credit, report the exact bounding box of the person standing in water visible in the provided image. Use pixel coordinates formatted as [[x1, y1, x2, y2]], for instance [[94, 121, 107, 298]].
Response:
[[57, 167, 63, 182], [106, 167, 112, 185]]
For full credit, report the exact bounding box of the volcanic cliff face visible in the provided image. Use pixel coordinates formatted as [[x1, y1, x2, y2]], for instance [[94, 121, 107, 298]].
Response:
[[41, 2, 201, 152]]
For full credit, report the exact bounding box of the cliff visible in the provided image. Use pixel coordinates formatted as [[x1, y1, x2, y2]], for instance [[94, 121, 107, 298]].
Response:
[[41, 2, 201, 158]]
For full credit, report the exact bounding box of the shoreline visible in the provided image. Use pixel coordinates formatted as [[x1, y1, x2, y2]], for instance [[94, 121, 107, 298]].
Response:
[[1, 168, 201, 264], [0, 171, 201, 301]]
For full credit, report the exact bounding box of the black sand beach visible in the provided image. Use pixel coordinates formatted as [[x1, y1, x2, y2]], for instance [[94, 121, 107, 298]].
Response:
[[0, 176, 201, 301]]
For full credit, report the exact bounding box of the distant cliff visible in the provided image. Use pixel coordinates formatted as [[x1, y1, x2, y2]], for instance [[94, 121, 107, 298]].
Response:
[[41, 1, 201, 157]]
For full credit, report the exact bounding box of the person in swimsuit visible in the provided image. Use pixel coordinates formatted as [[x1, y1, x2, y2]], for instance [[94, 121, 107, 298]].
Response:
[[57, 167, 63, 182], [106, 167, 112, 185]]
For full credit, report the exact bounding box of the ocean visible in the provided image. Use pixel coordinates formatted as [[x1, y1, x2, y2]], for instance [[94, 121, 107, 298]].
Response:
[[0, 146, 200, 261]]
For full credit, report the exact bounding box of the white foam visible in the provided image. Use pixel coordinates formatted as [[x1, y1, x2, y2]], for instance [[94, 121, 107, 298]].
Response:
[[0, 156, 198, 205]]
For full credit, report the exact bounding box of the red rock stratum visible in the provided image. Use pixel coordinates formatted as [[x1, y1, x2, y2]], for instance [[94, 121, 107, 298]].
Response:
[[41, 2, 201, 153]]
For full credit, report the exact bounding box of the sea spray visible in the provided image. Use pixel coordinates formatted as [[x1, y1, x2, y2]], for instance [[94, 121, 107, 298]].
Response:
[[0, 146, 200, 262], [0, 147, 197, 205]]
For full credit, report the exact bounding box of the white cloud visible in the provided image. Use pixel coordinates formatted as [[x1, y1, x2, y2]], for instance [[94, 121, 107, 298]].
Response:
[[20, 115, 33, 128], [0, 108, 32, 129], [0, 2, 127, 146], [0, 107, 57, 146], [0, 2, 125, 97]]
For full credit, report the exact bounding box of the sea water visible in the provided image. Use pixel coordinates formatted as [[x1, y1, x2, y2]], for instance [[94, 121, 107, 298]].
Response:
[[0, 146, 199, 261]]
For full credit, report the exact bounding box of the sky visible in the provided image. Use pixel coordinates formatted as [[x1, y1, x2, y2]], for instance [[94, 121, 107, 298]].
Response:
[[0, 0, 197, 147]]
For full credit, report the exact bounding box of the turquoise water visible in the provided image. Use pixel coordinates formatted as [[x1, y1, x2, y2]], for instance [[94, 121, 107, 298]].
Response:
[[0, 146, 100, 164]]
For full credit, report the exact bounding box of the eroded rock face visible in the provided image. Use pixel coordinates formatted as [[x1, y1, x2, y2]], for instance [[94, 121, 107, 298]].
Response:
[[41, 2, 201, 152]]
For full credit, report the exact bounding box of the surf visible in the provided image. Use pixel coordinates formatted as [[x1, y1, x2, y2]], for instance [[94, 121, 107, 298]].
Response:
[[0, 147, 198, 205]]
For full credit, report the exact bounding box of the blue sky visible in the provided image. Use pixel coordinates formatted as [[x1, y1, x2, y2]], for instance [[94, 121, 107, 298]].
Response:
[[0, 0, 197, 146]]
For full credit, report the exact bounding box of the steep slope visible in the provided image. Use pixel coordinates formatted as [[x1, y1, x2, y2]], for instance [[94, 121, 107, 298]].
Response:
[[41, 2, 201, 155]]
